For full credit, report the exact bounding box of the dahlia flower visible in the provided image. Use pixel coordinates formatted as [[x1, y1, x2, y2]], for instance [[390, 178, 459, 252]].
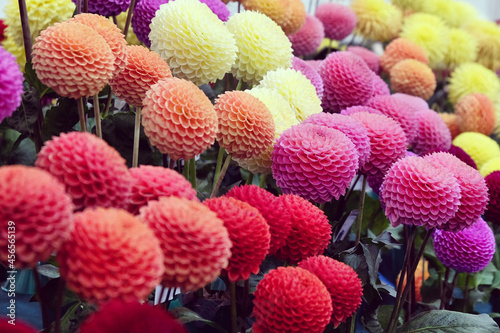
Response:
[[347, 46, 379, 73], [392, 93, 429, 112], [379, 38, 429, 74], [453, 132, 500, 170], [439, 113, 461, 139], [291, 57, 324, 99], [412, 109, 452, 155], [466, 20, 500, 71], [315, 3, 356, 41], [340, 105, 383, 116], [1, 33, 26, 69], [72, 0, 129, 16], [371, 73, 390, 97], [0, 46, 23, 122], [288, 14, 324, 57], [421, 0, 477, 28], [444, 28, 478, 68], [131, 0, 167, 47], [0, 20, 6, 42], [449, 145, 477, 169], [447, 62, 500, 105], [351, 0, 402, 42], [390, 59, 436, 100], [480, 157, 500, 178], [242, 0, 290, 34], [281, 0, 307, 36], [485, 171, 500, 225], [455, 93, 496, 136]]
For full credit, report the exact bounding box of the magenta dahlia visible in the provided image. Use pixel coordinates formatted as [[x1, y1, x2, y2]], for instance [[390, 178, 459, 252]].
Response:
[[292, 57, 324, 99]]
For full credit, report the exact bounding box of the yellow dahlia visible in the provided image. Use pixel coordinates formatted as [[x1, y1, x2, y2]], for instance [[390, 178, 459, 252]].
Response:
[[1, 34, 26, 70], [112, 11, 142, 46], [421, 0, 476, 28], [453, 132, 500, 170], [351, 0, 402, 42], [466, 20, 500, 72], [480, 157, 500, 178], [444, 28, 478, 68], [226, 11, 293, 85], [448, 62, 500, 105], [391, 0, 428, 13], [400, 13, 450, 68], [149, 0, 237, 85]]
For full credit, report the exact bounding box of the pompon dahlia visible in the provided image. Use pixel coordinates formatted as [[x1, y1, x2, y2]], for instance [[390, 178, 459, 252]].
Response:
[[371, 73, 390, 97], [0, 20, 6, 43], [149, 0, 237, 85], [36, 132, 132, 211], [444, 28, 478, 69], [1, 32, 26, 70], [253, 267, 333, 333], [485, 171, 500, 225], [449, 145, 477, 170], [439, 113, 461, 139], [57, 208, 164, 305], [390, 59, 436, 100], [381, 155, 461, 228], [379, 38, 429, 74], [347, 46, 379, 73], [288, 14, 324, 57], [241, 0, 290, 33], [392, 93, 429, 112], [315, 3, 356, 41], [0, 318, 36, 333], [320, 51, 374, 112], [306, 60, 323, 72], [349, 112, 407, 177], [139, 197, 232, 291], [109, 45, 172, 107], [225, 185, 291, 255], [131, 0, 168, 47], [67, 13, 127, 75], [433, 218, 495, 273], [32, 22, 115, 99], [299, 256, 362, 328], [351, 0, 402, 42], [79, 300, 187, 333], [480, 157, 500, 178], [340, 105, 383, 116], [227, 11, 292, 85], [466, 20, 500, 71], [272, 124, 359, 203], [291, 57, 324, 99], [142, 77, 218, 160], [455, 93, 496, 136], [303, 113, 371, 168], [453, 132, 500, 170], [72, 0, 130, 16], [448, 62, 500, 105], [281, 0, 307, 36], [412, 109, 452, 155], [420, 0, 476, 29], [204, 197, 270, 281], [424, 152, 488, 231], [276, 194, 331, 263], [215, 91, 275, 159], [0, 46, 23, 122], [0, 166, 74, 268], [367, 94, 418, 144], [259, 68, 322, 121], [128, 166, 198, 215]]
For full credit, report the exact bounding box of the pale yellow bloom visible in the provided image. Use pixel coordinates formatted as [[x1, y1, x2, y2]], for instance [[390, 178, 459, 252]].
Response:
[[351, 0, 402, 42]]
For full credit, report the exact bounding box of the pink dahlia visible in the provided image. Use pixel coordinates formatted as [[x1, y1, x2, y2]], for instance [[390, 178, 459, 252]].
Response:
[[315, 3, 357, 41], [485, 171, 500, 225], [340, 105, 384, 116], [306, 60, 323, 72], [320, 51, 374, 112], [392, 93, 429, 112], [225, 185, 291, 255], [132, 0, 169, 47], [292, 57, 324, 99], [412, 109, 452, 155], [288, 14, 325, 57], [371, 73, 390, 97], [367, 173, 384, 195], [303, 113, 371, 167], [381, 155, 461, 228], [0, 46, 24, 122], [0, 319, 36, 333], [253, 267, 332, 333], [433, 218, 495, 273], [424, 152, 488, 231], [72, 0, 130, 16], [347, 46, 380, 73], [272, 123, 359, 203], [36, 132, 132, 211], [275, 194, 331, 264], [449, 145, 477, 169], [128, 165, 198, 215]]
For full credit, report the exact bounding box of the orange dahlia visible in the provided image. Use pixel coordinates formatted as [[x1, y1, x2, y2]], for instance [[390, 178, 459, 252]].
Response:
[[455, 93, 496, 136], [439, 113, 461, 139], [390, 59, 436, 100], [379, 38, 429, 74], [142, 77, 218, 160], [242, 0, 290, 33], [32, 21, 115, 99], [57, 208, 164, 305], [281, 0, 306, 36], [215, 91, 275, 159]]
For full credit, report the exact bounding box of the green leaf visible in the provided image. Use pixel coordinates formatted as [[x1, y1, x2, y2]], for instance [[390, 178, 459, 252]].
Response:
[[170, 307, 228, 333], [5, 86, 41, 134], [395, 310, 499, 332], [41, 98, 80, 141]]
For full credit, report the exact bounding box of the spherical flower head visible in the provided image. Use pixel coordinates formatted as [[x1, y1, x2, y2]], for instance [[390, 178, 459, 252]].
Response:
[[421, 0, 477, 29], [315, 3, 356, 41], [466, 20, 500, 72], [281, 0, 307, 36], [242, 0, 290, 33], [57, 208, 164, 305], [0, 46, 23, 122], [485, 171, 500, 225], [347, 46, 379, 73], [215, 91, 275, 159], [371, 73, 390, 97], [400, 13, 449, 68], [139, 197, 232, 291], [68, 13, 127, 75], [392, 93, 429, 112], [142, 77, 218, 160], [128, 165, 198, 215], [0, 20, 6, 42], [439, 113, 461, 139], [253, 266, 333, 333], [455, 93, 496, 136], [36, 132, 132, 211], [0, 318, 36, 333], [291, 57, 324, 99], [433, 218, 495, 273], [350, 112, 407, 177], [275, 194, 331, 263], [79, 300, 188, 333], [304, 113, 371, 168], [381, 155, 461, 228], [72, 0, 130, 16], [412, 109, 452, 155], [204, 197, 270, 282], [444, 28, 478, 69], [0, 166, 74, 268], [272, 123, 359, 203], [480, 157, 500, 178], [259, 68, 322, 121], [32, 22, 115, 99], [448, 62, 500, 105], [1, 32, 26, 70], [448, 144, 477, 169], [351, 0, 402, 42], [453, 132, 500, 170], [380, 38, 429, 74], [226, 11, 292, 85], [319, 51, 374, 112], [149, 0, 237, 86], [424, 152, 488, 231], [131, 0, 168, 47], [288, 14, 325, 57], [299, 256, 362, 328], [340, 105, 383, 116], [306, 59, 323, 72], [390, 59, 436, 100]]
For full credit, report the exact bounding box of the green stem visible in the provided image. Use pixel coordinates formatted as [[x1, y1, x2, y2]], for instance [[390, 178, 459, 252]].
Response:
[[246, 172, 254, 185], [447, 271, 458, 310], [94, 95, 102, 139], [123, 0, 137, 37], [189, 158, 196, 189], [183, 159, 189, 179], [463, 273, 470, 313], [355, 175, 367, 245], [259, 173, 268, 188], [235, 79, 243, 91], [240, 279, 249, 333], [103, 88, 113, 117], [132, 106, 141, 167], [54, 279, 66, 333], [440, 267, 450, 310], [349, 311, 357, 333], [211, 154, 232, 198], [77, 98, 87, 132], [33, 268, 49, 332], [230, 282, 237, 333], [344, 174, 361, 204], [319, 203, 324, 210], [212, 146, 225, 192]]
